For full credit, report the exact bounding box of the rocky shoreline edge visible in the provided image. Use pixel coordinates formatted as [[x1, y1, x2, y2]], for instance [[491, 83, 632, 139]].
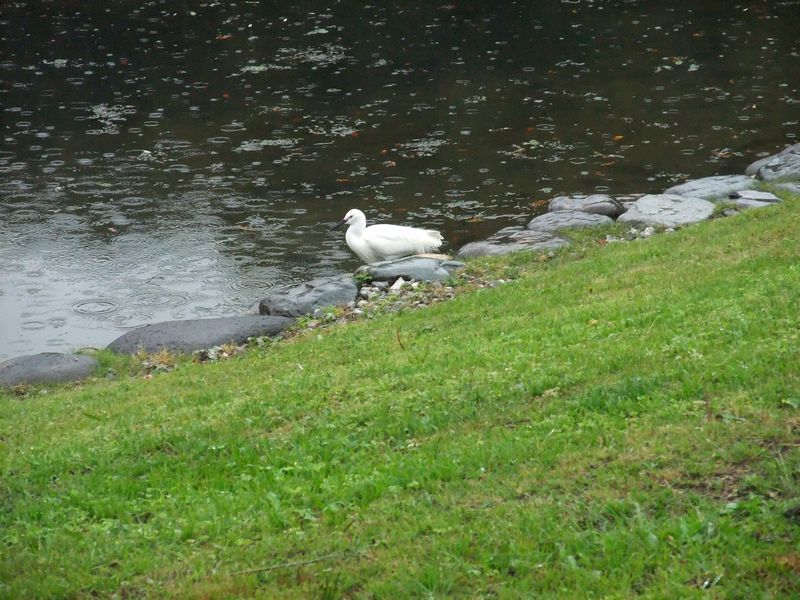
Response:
[[3, 142, 800, 388]]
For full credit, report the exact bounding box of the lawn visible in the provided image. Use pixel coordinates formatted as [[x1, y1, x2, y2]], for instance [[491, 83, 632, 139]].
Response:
[[1, 195, 799, 598]]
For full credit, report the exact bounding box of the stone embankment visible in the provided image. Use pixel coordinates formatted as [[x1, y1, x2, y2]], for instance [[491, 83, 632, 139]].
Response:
[[3, 142, 799, 387]]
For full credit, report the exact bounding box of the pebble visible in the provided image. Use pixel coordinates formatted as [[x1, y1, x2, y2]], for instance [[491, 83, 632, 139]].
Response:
[[390, 277, 407, 291]]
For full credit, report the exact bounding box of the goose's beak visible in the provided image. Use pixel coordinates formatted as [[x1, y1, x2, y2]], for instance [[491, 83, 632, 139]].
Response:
[[328, 218, 346, 231]]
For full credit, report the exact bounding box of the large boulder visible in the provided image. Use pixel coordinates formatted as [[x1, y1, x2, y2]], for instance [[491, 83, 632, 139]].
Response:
[[527, 210, 613, 232], [259, 275, 358, 317], [547, 194, 625, 218], [107, 315, 294, 354], [617, 194, 714, 228], [0, 353, 98, 387], [745, 143, 800, 181], [356, 256, 464, 283], [456, 227, 570, 258], [664, 175, 755, 201]]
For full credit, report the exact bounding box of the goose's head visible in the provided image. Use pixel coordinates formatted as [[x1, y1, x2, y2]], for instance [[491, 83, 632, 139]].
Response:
[[329, 208, 366, 231]]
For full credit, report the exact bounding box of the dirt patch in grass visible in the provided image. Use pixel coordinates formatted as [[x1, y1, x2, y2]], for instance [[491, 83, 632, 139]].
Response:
[[756, 417, 800, 456], [658, 465, 752, 502]]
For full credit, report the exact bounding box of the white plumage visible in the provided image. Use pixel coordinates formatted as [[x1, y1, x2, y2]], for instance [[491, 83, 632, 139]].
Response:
[[330, 208, 444, 264]]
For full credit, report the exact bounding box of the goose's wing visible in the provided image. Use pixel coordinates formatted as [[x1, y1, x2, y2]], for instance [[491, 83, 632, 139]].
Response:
[[364, 224, 443, 260]]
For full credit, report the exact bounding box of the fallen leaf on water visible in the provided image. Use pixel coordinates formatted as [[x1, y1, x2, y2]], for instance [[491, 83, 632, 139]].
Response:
[[216, 34, 233, 41], [613, 134, 624, 141]]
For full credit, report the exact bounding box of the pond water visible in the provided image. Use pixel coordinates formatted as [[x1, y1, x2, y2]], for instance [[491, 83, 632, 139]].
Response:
[[1, 0, 799, 360]]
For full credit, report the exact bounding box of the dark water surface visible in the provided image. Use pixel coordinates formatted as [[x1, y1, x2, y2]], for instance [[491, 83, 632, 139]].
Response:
[[1, 1, 799, 359]]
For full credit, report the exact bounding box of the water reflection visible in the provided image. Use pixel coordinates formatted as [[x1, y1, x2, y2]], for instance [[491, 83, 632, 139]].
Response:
[[1, 0, 799, 358]]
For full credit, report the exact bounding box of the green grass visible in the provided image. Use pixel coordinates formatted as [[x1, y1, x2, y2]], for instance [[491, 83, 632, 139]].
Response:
[[2, 196, 800, 598]]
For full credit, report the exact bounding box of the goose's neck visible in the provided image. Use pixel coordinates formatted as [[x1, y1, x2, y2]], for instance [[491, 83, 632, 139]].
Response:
[[347, 219, 366, 236]]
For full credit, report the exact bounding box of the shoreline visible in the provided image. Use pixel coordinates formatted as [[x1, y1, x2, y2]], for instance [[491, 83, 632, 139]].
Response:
[[3, 141, 799, 388]]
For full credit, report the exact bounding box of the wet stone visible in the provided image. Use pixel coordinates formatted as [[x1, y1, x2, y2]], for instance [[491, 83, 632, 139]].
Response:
[[258, 275, 358, 318], [107, 315, 294, 354], [456, 227, 570, 259], [734, 199, 778, 210], [0, 352, 98, 387], [745, 142, 800, 181], [547, 194, 625, 218], [356, 256, 465, 283], [617, 194, 714, 228], [775, 182, 800, 195], [527, 210, 613, 232], [616, 194, 646, 211], [728, 190, 781, 203], [664, 175, 755, 201]]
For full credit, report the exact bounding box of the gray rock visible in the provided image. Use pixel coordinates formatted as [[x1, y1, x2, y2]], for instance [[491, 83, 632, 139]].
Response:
[[616, 194, 645, 212], [547, 194, 625, 218], [617, 194, 714, 228], [734, 199, 778, 210], [745, 155, 776, 177], [0, 353, 98, 387], [527, 210, 613, 232], [664, 175, 755, 201], [356, 256, 465, 283], [259, 275, 358, 317], [456, 227, 570, 258], [729, 190, 781, 203], [107, 315, 294, 354], [745, 142, 800, 181], [775, 182, 800, 195]]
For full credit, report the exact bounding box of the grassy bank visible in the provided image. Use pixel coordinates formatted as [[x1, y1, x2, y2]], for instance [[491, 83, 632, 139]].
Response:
[[2, 196, 799, 598]]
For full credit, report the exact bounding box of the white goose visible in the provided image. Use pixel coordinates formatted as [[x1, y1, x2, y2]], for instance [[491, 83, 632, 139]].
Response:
[[330, 208, 444, 264]]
